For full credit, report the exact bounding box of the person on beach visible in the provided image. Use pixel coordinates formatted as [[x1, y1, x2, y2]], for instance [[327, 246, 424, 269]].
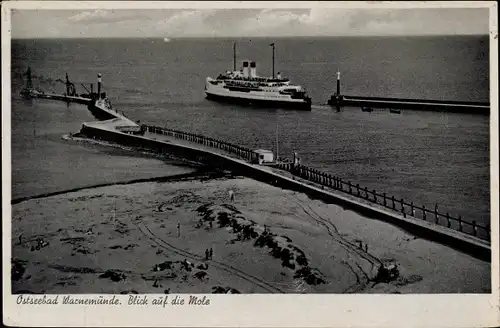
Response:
[[209, 248, 213, 260], [228, 190, 235, 202], [177, 223, 180, 237], [205, 249, 210, 260]]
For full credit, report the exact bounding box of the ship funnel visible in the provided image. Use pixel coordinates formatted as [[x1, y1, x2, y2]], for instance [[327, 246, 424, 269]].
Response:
[[243, 61, 249, 78], [250, 61, 257, 78]]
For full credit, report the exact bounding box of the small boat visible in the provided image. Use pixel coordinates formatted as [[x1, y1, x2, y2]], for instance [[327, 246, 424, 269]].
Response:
[[361, 107, 373, 112], [390, 109, 402, 114], [163, 37, 171, 42]]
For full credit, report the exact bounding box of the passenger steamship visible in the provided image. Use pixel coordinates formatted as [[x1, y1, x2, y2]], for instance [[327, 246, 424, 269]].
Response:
[[205, 43, 312, 111]]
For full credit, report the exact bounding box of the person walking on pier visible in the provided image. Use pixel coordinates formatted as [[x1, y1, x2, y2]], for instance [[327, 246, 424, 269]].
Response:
[[176, 222, 181, 238]]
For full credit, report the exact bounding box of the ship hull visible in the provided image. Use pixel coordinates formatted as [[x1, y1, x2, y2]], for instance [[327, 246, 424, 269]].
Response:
[[205, 92, 311, 111]]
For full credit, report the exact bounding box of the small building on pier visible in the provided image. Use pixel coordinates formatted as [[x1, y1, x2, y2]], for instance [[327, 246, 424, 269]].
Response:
[[252, 149, 274, 164]]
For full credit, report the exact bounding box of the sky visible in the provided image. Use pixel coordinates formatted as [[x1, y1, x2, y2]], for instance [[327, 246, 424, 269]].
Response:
[[10, 7, 490, 38]]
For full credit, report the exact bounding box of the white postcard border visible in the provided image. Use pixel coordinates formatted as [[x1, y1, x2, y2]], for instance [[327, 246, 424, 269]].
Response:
[[2, 2, 499, 327]]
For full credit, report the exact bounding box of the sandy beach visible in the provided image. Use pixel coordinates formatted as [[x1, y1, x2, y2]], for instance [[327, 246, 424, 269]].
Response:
[[11, 174, 490, 294]]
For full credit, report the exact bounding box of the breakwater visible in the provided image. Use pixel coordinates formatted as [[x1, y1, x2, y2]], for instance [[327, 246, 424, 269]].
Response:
[[327, 72, 490, 114], [137, 124, 489, 241], [328, 95, 490, 114]]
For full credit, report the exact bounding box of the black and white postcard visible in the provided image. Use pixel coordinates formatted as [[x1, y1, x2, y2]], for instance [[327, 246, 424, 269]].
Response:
[[2, 1, 499, 327]]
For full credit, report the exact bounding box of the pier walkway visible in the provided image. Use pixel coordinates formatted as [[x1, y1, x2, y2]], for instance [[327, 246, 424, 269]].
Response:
[[144, 127, 490, 245], [143, 131, 248, 162], [21, 90, 92, 105]]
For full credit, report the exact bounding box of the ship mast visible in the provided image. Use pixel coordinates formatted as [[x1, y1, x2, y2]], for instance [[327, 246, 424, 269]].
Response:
[[233, 42, 236, 72], [270, 42, 275, 78], [26, 67, 33, 90]]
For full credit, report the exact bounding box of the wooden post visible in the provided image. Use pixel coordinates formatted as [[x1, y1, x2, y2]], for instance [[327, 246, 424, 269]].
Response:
[[422, 205, 426, 220], [364, 187, 368, 199], [392, 196, 395, 209], [356, 184, 360, 196], [411, 202, 414, 216], [383, 193, 387, 206], [434, 204, 438, 221], [401, 199, 405, 214], [472, 221, 477, 236], [339, 178, 343, 191], [373, 190, 377, 203], [446, 213, 451, 228], [458, 215, 463, 231]]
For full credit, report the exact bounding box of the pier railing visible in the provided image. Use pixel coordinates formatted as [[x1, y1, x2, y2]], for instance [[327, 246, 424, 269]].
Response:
[[276, 162, 490, 241], [143, 125, 255, 162], [142, 124, 490, 242]]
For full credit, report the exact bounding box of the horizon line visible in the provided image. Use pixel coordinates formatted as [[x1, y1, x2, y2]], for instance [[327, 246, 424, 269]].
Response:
[[11, 33, 490, 40]]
